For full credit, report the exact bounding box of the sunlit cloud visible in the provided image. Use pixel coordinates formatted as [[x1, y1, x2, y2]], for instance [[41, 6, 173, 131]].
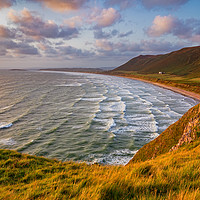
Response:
[[95, 39, 113, 51], [64, 16, 83, 28], [8, 8, 79, 40], [28, 0, 88, 12], [146, 15, 175, 36], [0, 0, 16, 9], [146, 15, 200, 42], [90, 7, 121, 28], [0, 25, 15, 38]]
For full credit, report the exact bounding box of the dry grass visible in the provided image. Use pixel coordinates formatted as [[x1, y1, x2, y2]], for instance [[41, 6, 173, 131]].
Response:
[[1, 140, 200, 200]]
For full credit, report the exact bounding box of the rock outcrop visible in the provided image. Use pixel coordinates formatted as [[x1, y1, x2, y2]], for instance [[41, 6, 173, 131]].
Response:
[[170, 117, 199, 151]]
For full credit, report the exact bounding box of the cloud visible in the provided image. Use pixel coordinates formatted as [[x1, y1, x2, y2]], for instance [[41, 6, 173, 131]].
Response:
[[64, 16, 83, 28], [0, 40, 39, 56], [174, 19, 200, 42], [146, 15, 175, 36], [94, 29, 118, 39], [28, 0, 87, 12], [58, 45, 95, 59], [90, 7, 121, 28], [94, 38, 183, 58], [94, 29, 133, 39], [141, 0, 189, 9], [0, 0, 16, 9], [14, 43, 39, 55], [118, 30, 133, 38], [8, 8, 79, 40], [104, 0, 135, 10], [0, 25, 15, 38], [146, 15, 200, 42], [95, 39, 113, 51]]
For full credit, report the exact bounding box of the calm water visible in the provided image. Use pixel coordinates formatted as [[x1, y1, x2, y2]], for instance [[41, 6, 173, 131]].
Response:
[[0, 70, 198, 165]]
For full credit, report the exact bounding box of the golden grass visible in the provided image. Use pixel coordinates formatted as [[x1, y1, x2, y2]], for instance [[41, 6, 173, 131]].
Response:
[[1, 141, 200, 199]]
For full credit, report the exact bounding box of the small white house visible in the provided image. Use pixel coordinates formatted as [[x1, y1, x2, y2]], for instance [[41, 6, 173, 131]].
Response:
[[159, 72, 165, 74]]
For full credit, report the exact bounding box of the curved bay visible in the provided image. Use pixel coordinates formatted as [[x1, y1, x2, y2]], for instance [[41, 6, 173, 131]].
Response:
[[0, 70, 198, 165]]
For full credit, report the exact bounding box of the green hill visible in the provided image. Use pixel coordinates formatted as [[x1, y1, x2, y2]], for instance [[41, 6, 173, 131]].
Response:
[[1, 103, 200, 199], [113, 46, 200, 77]]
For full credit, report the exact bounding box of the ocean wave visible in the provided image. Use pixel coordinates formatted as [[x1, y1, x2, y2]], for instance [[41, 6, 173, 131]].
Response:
[[0, 138, 16, 146], [88, 149, 138, 165], [56, 83, 82, 87], [0, 104, 14, 113], [0, 122, 13, 129], [93, 117, 116, 131], [81, 96, 106, 102], [107, 96, 121, 101], [100, 100, 126, 114]]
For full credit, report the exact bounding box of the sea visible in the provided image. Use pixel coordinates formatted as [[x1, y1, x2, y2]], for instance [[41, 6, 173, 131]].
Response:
[[0, 70, 199, 165]]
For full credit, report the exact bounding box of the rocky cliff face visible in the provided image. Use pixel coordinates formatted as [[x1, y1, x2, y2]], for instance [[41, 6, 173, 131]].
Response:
[[128, 103, 200, 164], [170, 114, 200, 151]]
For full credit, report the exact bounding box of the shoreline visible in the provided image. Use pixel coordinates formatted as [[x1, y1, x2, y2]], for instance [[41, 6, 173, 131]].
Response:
[[103, 73, 200, 102], [41, 69, 200, 102]]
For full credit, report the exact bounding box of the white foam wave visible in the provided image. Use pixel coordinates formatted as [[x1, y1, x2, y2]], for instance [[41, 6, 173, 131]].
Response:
[[0, 105, 14, 112], [81, 96, 106, 102], [126, 115, 155, 122], [100, 101, 126, 113], [0, 138, 16, 146], [119, 120, 158, 133], [107, 96, 121, 101], [150, 132, 160, 139], [0, 122, 13, 129], [72, 124, 85, 129], [118, 90, 132, 96], [56, 83, 82, 87], [93, 117, 116, 131], [89, 149, 138, 165]]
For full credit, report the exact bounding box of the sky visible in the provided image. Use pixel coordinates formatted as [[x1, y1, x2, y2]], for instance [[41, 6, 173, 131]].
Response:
[[0, 0, 199, 69]]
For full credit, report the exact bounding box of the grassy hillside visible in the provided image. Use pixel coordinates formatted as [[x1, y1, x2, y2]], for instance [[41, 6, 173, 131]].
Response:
[[0, 104, 200, 199], [113, 46, 200, 77], [107, 46, 200, 94]]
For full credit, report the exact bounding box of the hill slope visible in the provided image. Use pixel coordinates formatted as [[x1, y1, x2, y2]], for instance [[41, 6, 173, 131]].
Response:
[[113, 46, 200, 77]]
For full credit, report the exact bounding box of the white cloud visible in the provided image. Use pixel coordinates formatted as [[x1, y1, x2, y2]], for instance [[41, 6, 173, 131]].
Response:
[[90, 7, 121, 28], [147, 15, 175, 37]]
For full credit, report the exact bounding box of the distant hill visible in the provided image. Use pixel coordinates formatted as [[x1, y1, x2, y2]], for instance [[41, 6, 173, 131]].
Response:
[[113, 46, 200, 77], [129, 103, 200, 164]]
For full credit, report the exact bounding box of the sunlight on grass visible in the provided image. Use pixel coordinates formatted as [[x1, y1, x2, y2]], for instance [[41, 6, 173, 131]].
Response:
[[1, 139, 200, 199]]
